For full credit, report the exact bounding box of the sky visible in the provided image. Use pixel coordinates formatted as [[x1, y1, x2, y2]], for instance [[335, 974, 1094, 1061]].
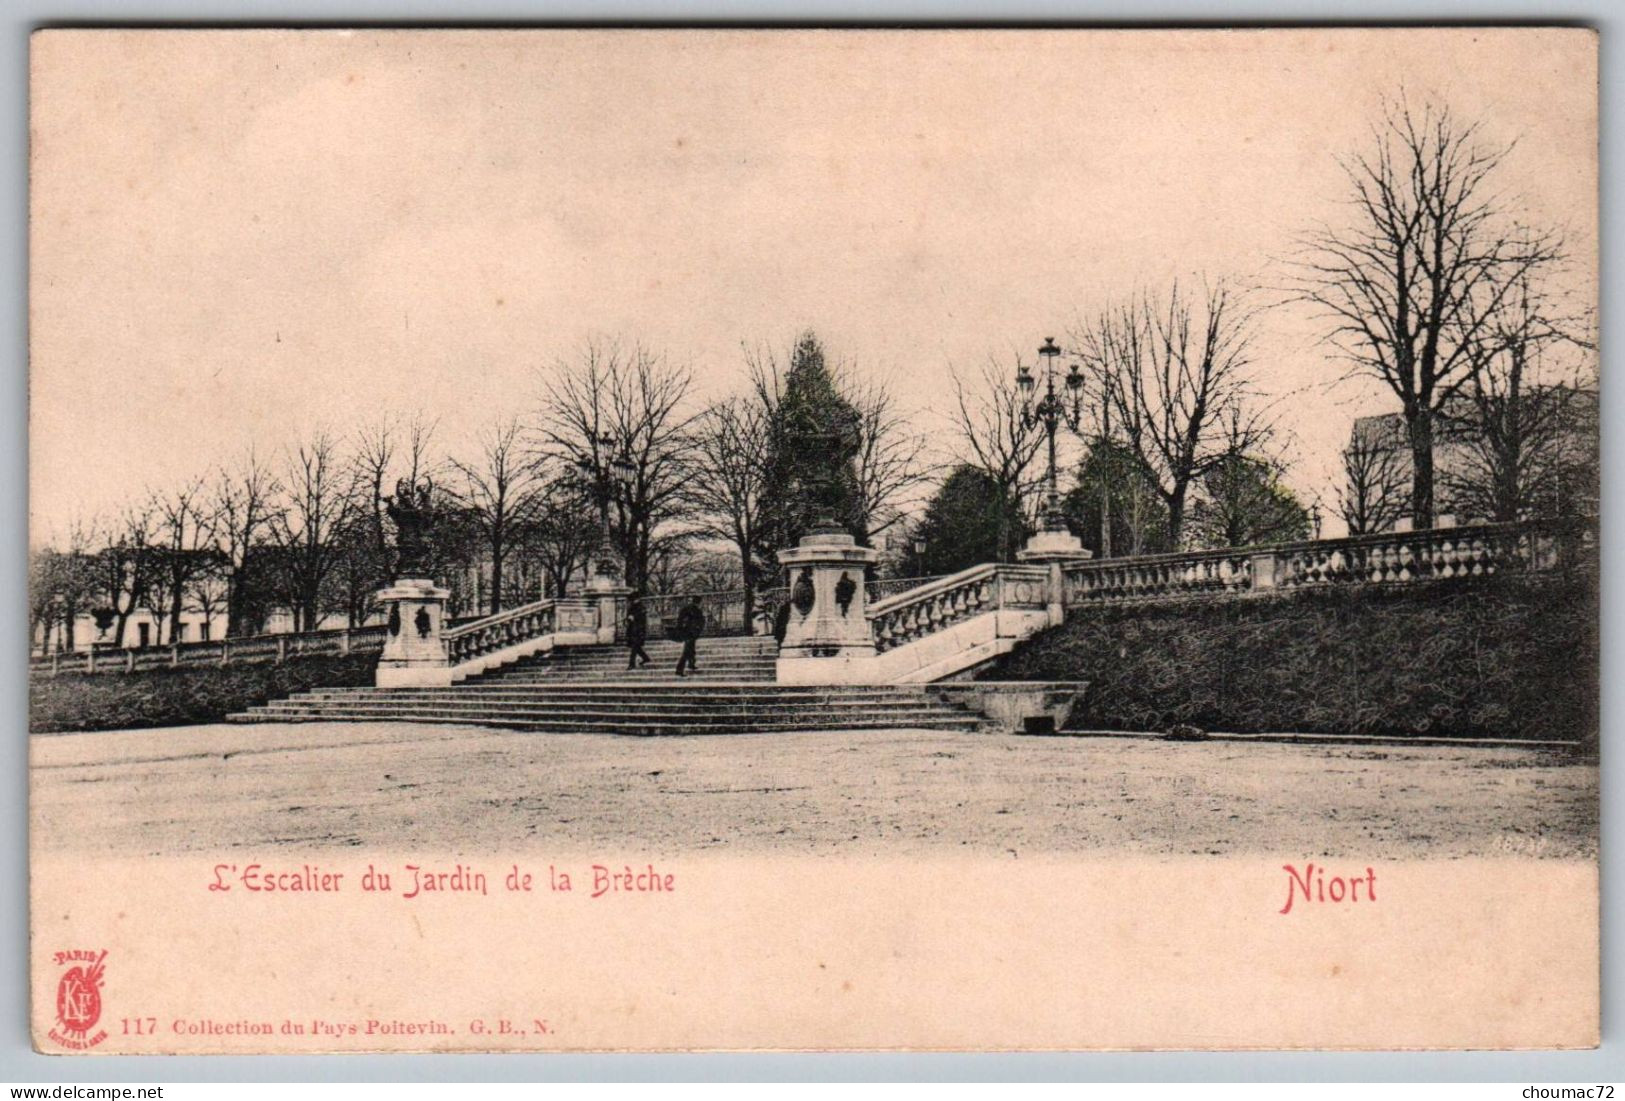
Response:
[[29, 28, 1598, 542]]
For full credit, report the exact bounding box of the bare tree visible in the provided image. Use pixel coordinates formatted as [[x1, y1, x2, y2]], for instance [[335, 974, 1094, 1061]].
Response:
[[96, 506, 157, 648], [1441, 267, 1597, 523], [213, 450, 282, 637], [187, 557, 229, 641], [848, 375, 929, 544], [270, 433, 354, 632], [29, 515, 100, 652], [29, 546, 66, 654], [524, 472, 603, 599], [448, 416, 546, 615], [146, 478, 219, 644], [688, 393, 772, 620], [949, 358, 1045, 562], [1076, 278, 1268, 545], [1337, 421, 1410, 535], [534, 340, 697, 595], [351, 413, 439, 556], [1294, 95, 1564, 528]]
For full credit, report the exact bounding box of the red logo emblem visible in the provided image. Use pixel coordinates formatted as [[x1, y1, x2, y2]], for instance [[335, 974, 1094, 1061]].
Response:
[[47, 950, 108, 1050]]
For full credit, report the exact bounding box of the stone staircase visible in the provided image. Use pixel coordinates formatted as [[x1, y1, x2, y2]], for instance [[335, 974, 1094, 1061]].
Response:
[[228, 634, 989, 735], [480, 635, 778, 683]]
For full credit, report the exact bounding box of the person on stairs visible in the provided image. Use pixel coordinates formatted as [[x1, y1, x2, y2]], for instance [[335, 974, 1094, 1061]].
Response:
[[625, 594, 651, 670], [674, 595, 706, 677]]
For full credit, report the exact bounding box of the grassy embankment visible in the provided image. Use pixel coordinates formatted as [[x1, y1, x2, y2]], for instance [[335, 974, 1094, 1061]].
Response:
[[982, 575, 1597, 744], [30, 654, 378, 734]]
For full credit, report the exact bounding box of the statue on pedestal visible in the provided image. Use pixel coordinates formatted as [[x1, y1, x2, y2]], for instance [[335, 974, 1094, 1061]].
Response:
[[385, 477, 436, 579], [375, 478, 452, 689]]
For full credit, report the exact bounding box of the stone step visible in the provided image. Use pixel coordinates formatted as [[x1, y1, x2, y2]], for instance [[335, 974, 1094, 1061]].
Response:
[[295, 685, 942, 701], [262, 688, 959, 706], [523, 640, 776, 654], [513, 656, 778, 668], [502, 643, 776, 658], [228, 711, 984, 734], [245, 701, 969, 722], [502, 658, 775, 665], [481, 672, 773, 682]]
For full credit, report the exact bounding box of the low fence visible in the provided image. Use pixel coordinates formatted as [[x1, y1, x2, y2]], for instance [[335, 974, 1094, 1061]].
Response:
[[32, 624, 388, 677]]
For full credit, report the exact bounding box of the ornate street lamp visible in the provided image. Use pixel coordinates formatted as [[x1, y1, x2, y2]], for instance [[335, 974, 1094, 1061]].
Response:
[[1019, 337, 1085, 536], [580, 433, 633, 585], [610, 450, 636, 492]]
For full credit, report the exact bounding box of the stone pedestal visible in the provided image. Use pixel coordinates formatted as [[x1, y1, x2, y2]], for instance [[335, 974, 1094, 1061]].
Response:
[[375, 578, 453, 688], [585, 574, 633, 644], [775, 529, 880, 684], [1016, 526, 1093, 625], [1016, 526, 1094, 565]]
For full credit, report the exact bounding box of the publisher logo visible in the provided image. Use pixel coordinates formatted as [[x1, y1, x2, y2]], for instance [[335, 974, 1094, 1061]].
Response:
[[48, 949, 108, 1050]]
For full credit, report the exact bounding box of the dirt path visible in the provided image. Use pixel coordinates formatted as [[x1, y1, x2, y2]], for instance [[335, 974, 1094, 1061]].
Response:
[[31, 722, 1598, 859]]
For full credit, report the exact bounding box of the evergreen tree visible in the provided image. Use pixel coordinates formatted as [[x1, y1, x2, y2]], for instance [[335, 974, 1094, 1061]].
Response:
[[914, 466, 1027, 575], [1062, 440, 1171, 558], [1184, 452, 1310, 550], [760, 333, 867, 552]]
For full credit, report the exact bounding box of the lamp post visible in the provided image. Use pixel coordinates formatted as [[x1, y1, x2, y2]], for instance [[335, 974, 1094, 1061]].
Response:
[[582, 434, 636, 587], [1017, 337, 1086, 536]]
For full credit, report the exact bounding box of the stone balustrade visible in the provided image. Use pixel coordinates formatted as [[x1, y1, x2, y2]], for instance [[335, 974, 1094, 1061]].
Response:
[[1063, 520, 1586, 606], [30, 624, 388, 677], [442, 599, 558, 666], [1065, 548, 1255, 605], [1271, 523, 1555, 588], [869, 564, 1049, 654]]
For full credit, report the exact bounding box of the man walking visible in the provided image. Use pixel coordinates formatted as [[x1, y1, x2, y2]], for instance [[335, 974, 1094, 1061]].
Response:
[[624, 594, 651, 670], [674, 595, 705, 677]]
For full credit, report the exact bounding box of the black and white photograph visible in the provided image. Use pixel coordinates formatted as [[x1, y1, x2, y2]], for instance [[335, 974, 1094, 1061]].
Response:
[[27, 28, 1599, 1053]]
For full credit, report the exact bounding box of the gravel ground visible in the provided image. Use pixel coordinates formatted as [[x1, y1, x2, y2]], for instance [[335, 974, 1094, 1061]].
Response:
[[31, 721, 1598, 859]]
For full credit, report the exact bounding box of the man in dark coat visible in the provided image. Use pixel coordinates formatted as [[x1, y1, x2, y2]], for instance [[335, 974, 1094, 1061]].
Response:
[[674, 595, 705, 677], [772, 600, 792, 647], [625, 594, 651, 670]]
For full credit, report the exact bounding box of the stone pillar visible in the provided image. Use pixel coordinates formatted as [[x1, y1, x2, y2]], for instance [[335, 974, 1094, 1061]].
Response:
[[585, 573, 633, 644], [1016, 527, 1093, 624], [775, 529, 880, 684], [375, 578, 453, 688], [1250, 551, 1280, 592]]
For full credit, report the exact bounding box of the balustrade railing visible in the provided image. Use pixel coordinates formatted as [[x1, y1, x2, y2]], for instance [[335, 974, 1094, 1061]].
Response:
[[1065, 548, 1256, 604], [868, 564, 1048, 653], [442, 598, 561, 666], [31, 624, 388, 677], [1273, 523, 1553, 588], [1062, 520, 1589, 605]]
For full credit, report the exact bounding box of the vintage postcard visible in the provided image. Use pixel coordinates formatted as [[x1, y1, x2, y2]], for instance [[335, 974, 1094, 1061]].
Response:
[[28, 28, 1599, 1052]]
